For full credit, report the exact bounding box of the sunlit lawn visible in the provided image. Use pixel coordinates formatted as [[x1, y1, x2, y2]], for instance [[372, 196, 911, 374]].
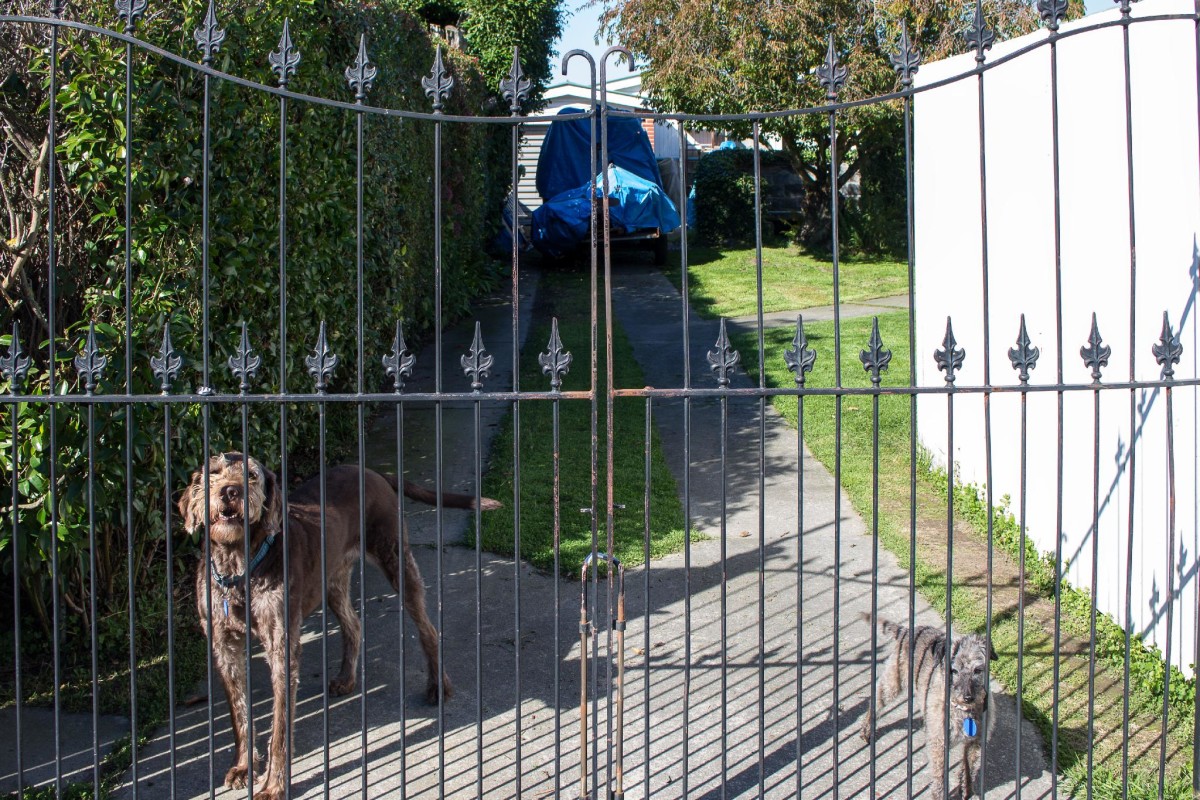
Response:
[[665, 241, 908, 319]]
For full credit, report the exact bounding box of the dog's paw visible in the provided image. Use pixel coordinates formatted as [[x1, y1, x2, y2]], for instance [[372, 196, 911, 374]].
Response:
[[224, 765, 250, 789], [425, 675, 453, 705], [254, 782, 286, 800], [329, 675, 356, 697]]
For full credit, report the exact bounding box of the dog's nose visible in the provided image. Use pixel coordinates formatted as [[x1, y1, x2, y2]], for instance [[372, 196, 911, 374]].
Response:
[[220, 486, 241, 504]]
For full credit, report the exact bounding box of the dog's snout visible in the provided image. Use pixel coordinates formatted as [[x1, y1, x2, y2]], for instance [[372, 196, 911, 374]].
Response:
[[220, 485, 241, 504]]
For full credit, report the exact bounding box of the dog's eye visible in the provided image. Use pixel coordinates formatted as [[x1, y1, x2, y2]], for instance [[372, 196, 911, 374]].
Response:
[[974, 666, 983, 674]]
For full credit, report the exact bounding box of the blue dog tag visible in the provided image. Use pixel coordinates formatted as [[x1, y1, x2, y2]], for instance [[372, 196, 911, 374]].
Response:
[[223, 598, 230, 618], [962, 716, 978, 737]]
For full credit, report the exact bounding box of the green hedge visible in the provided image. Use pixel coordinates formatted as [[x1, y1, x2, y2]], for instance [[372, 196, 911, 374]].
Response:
[[692, 147, 793, 245], [0, 0, 509, 706]]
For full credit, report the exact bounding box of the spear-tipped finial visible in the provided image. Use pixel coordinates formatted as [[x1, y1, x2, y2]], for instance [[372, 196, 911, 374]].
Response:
[[269, 17, 301, 87], [934, 317, 965, 383], [538, 317, 572, 391], [1079, 313, 1111, 384], [816, 34, 848, 101], [194, 0, 226, 66], [383, 320, 416, 392], [707, 318, 740, 388], [422, 46, 455, 113], [859, 316, 892, 386], [1, 323, 31, 392], [227, 322, 261, 394], [1008, 314, 1040, 384], [965, 5, 996, 61], [500, 46, 532, 115], [1152, 311, 1182, 380], [784, 315, 817, 387], [150, 321, 183, 394], [889, 20, 921, 87], [345, 33, 377, 102], [305, 321, 338, 393], [461, 322, 493, 392], [1037, 0, 1070, 31], [115, 0, 147, 33], [74, 323, 107, 395]]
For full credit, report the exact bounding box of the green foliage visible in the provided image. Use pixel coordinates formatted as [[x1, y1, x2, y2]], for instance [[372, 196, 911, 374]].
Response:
[[1, 0, 510, 711], [601, 0, 1082, 252], [691, 147, 802, 246], [398, 0, 566, 110], [843, 109, 908, 257], [692, 148, 760, 246]]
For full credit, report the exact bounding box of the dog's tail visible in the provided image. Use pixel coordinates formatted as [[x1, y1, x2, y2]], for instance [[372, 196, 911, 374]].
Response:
[[385, 474, 503, 511], [860, 611, 907, 641]]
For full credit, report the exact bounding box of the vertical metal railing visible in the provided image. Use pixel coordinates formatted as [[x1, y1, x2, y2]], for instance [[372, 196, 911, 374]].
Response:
[[3, 7, 1200, 800]]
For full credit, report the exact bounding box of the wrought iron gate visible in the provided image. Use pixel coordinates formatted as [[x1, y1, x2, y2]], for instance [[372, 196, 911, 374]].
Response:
[[2, 2, 1199, 799]]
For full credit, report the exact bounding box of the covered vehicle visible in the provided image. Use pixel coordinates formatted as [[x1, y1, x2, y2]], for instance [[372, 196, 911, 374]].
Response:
[[532, 107, 680, 263]]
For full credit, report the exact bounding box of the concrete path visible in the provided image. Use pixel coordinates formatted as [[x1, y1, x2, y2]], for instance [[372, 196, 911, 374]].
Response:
[[111, 264, 1054, 799]]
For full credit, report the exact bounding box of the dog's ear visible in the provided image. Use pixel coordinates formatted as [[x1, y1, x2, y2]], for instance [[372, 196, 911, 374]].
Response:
[[260, 467, 283, 533], [178, 469, 204, 534]]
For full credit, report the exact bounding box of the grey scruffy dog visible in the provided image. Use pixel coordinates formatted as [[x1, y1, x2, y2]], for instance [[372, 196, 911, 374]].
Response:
[[859, 615, 998, 800]]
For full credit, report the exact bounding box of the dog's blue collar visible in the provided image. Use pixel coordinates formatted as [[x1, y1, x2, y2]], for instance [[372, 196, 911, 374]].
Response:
[[210, 533, 277, 590]]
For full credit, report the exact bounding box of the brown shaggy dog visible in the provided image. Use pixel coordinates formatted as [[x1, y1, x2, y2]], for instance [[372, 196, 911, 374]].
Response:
[[179, 452, 499, 800]]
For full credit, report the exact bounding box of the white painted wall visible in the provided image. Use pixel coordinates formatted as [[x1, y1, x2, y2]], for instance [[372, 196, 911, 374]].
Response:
[[913, 0, 1200, 675]]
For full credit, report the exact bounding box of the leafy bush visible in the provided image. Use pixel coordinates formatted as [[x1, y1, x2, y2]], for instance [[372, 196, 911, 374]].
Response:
[[693, 148, 765, 245], [0, 0, 510, 706]]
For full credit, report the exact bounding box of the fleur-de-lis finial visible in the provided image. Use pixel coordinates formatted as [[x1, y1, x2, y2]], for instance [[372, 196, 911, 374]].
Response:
[[149, 321, 182, 394], [74, 323, 107, 395], [50, 0, 65, 19], [422, 46, 455, 113], [1116, 0, 1134, 16], [305, 321, 338, 394], [194, 0, 226, 66], [227, 322, 261, 394], [816, 34, 848, 101], [115, 0, 147, 33], [268, 17, 301, 87], [934, 317, 965, 383], [964, 5, 995, 61], [859, 316, 892, 386], [1079, 313, 1111, 384], [1, 323, 31, 392], [1152, 311, 1182, 380], [1037, 0, 1069, 30], [889, 20, 921, 87], [382, 321, 416, 392], [538, 317, 572, 391], [783, 315, 817, 386], [1008, 314, 1040, 384], [500, 46, 532, 115], [345, 33, 377, 102], [707, 318, 740, 388], [461, 322, 493, 392]]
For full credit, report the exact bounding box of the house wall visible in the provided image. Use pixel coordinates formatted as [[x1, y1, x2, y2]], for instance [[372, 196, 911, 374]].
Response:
[[913, 0, 1199, 675]]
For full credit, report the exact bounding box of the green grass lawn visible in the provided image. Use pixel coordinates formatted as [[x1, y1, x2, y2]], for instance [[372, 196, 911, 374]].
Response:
[[478, 268, 693, 575], [665, 241, 908, 319], [730, 312, 1194, 800]]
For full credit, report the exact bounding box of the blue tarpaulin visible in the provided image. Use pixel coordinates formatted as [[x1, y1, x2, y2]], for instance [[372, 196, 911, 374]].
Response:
[[535, 107, 665, 201], [532, 166, 681, 257], [531, 107, 680, 257]]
